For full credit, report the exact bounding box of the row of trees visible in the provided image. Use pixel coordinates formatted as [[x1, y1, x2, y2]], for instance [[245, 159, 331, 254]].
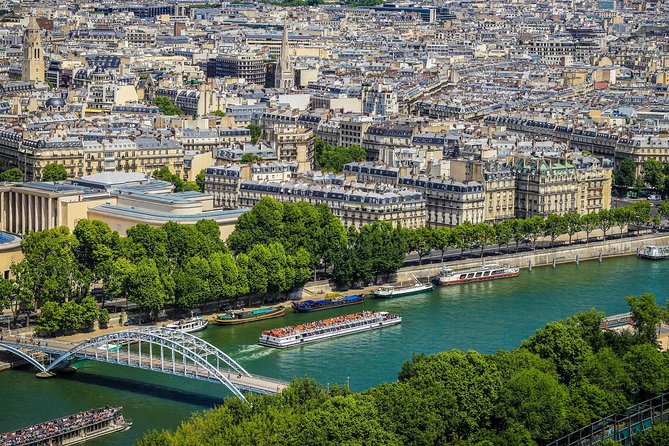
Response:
[[36, 296, 109, 336], [396, 201, 655, 265], [137, 294, 669, 446], [0, 164, 67, 183], [313, 138, 366, 172]]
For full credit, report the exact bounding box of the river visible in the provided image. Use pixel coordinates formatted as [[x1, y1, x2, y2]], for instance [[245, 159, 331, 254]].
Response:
[[0, 256, 667, 444]]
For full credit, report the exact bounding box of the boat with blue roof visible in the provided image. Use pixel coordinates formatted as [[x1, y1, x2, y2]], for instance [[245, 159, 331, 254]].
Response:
[[292, 295, 365, 313]]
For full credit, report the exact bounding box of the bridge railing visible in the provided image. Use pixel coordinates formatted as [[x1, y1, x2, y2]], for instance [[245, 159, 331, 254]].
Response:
[[546, 391, 669, 446]]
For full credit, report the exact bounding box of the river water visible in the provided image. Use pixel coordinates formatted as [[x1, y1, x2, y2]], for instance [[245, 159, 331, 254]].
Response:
[[0, 256, 667, 444]]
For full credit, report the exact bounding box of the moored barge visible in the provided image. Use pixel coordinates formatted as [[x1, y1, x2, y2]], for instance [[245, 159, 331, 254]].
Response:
[[292, 295, 364, 312], [432, 264, 519, 286], [1, 406, 131, 446], [258, 311, 401, 348], [215, 306, 285, 325]]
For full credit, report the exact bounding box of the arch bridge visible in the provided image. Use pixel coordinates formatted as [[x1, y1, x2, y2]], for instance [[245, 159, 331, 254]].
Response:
[[0, 327, 288, 404]]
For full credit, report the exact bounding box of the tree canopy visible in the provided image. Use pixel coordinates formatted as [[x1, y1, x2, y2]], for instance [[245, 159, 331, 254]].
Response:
[[41, 163, 68, 181]]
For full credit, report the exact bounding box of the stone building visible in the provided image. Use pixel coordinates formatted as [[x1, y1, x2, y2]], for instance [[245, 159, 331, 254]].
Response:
[[22, 17, 44, 83]]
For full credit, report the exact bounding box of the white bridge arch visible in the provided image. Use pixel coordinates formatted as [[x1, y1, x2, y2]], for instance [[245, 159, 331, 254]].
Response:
[[0, 327, 288, 402]]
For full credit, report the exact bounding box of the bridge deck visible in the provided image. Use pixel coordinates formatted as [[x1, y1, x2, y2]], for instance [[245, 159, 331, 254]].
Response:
[[0, 336, 287, 395]]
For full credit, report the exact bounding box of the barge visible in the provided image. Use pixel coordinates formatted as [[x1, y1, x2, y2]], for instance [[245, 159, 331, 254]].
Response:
[[215, 306, 285, 325], [1, 406, 131, 446], [292, 295, 364, 312], [432, 264, 519, 286], [372, 277, 433, 298], [258, 311, 401, 348]]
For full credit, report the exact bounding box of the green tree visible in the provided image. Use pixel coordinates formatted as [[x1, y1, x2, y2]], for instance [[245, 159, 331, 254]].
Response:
[[644, 159, 665, 191], [41, 163, 68, 181], [398, 350, 502, 438], [473, 223, 495, 258], [509, 218, 529, 253], [35, 301, 63, 336], [212, 109, 225, 117], [247, 124, 262, 144], [526, 216, 546, 250], [615, 158, 636, 189], [522, 321, 593, 385], [544, 214, 567, 248], [125, 259, 171, 320], [598, 209, 615, 240], [316, 144, 367, 172], [623, 344, 669, 400], [432, 226, 453, 261], [0, 167, 23, 182], [493, 220, 513, 253], [659, 200, 669, 220], [625, 293, 665, 345], [240, 153, 262, 163], [581, 212, 600, 243], [637, 423, 669, 446], [0, 277, 11, 312], [152, 166, 186, 192], [153, 96, 184, 116], [195, 169, 206, 193], [174, 256, 211, 311], [564, 212, 582, 245], [499, 368, 568, 442]]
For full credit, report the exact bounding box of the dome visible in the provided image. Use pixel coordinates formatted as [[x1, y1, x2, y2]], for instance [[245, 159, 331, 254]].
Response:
[[45, 97, 65, 109]]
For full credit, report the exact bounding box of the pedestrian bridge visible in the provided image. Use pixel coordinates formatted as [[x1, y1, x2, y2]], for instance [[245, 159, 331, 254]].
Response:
[[0, 327, 288, 404]]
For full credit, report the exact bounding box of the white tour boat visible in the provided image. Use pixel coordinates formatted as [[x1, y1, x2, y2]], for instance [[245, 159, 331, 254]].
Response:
[[639, 245, 669, 260], [432, 264, 519, 286], [165, 316, 208, 333], [258, 311, 401, 349], [372, 276, 434, 298]]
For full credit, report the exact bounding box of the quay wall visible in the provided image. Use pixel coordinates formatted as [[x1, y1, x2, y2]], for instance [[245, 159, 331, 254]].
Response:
[[303, 233, 669, 295], [394, 233, 669, 283]]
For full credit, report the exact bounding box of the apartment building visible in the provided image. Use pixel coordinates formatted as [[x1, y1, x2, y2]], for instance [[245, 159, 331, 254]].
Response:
[[204, 162, 297, 209], [238, 181, 426, 229], [399, 176, 485, 227], [512, 155, 612, 218]]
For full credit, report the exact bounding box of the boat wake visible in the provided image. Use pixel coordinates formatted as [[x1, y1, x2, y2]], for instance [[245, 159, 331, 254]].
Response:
[[235, 345, 274, 361]]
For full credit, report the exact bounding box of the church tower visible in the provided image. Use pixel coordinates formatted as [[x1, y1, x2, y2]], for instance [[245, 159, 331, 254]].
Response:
[[23, 16, 44, 83], [274, 25, 294, 90]]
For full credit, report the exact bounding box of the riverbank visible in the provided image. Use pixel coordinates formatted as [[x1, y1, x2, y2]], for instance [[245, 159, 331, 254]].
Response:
[[303, 232, 669, 294]]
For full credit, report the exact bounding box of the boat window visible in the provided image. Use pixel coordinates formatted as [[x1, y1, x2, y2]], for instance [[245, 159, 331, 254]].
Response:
[[474, 272, 482, 277], [483, 271, 490, 276], [459, 274, 467, 279]]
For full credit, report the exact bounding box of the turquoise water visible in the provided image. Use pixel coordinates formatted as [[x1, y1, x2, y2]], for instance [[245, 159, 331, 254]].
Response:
[[0, 256, 667, 444]]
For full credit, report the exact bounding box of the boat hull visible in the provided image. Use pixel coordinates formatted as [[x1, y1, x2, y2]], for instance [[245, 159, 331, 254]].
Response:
[[432, 271, 519, 286], [258, 317, 401, 348], [372, 285, 433, 299], [292, 297, 365, 313], [215, 308, 286, 325], [165, 319, 208, 333], [639, 254, 669, 260]]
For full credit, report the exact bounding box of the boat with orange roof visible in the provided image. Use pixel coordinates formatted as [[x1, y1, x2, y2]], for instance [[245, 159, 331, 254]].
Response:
[[258, 311, 401, 348]]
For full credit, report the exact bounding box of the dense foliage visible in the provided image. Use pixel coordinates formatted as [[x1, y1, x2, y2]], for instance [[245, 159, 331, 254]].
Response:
[[136, 294, 669, 446], [615, 158, 669, 198], [153, 96, 184, 116], [247, 124, 262, 144], [152, 166, 200, 192], [0, 167, 23, 182], [313, 138, 367, 172], [41, 163, 68, 181]]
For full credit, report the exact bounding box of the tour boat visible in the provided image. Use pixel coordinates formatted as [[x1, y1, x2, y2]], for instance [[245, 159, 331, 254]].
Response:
[[432, 264, 519, 286], [372, 276, 433, 298], [165, 316, 208, 333], [214, 306, 286, 325], [258, 311, 401, 348], [638, 246, 669, 260], [0, 406, 131, 446], [292, 295, 365, 313]]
